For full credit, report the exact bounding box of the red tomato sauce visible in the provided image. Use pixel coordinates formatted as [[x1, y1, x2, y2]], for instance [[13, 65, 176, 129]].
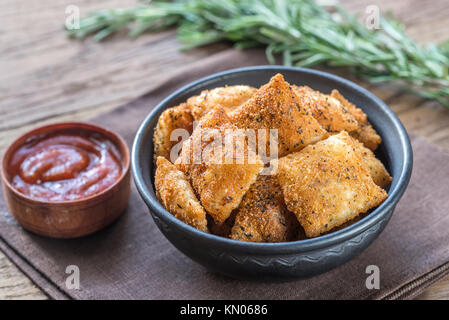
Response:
[[8, 131, 122, 201]]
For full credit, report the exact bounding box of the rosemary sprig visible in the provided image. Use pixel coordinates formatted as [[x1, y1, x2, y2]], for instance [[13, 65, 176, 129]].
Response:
[[67, 0, 449, 107]]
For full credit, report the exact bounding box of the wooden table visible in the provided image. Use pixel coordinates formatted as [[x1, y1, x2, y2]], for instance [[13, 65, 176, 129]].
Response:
[[1, 0, 448, 299]]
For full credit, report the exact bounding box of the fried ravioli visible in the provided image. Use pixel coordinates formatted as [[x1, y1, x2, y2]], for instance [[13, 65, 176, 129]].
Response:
[[350, 123, 382, 151], [230, 175, 299, 242], [338, 133, 392, 188], [293, 85, 382, 151], [153, 103, 194, 162], [175, 107, 264, 225], [152, 73, 390, 240], [331, 90, 381, 151], [230, 74, 328, 158], [293, 85, 360, 133], [155, 157, 208, 232], [187, 85, 257, 120], [330, 89, 367, 124], [276, 131, 387, 237]]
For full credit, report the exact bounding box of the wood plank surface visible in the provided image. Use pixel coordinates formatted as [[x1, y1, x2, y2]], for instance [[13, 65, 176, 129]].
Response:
[[1, 0, 449, 300]]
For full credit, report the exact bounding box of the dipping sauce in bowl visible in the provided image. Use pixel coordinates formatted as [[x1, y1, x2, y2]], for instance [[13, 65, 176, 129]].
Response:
[[1, 122, 130, 238], [9, 132, 122, 202]]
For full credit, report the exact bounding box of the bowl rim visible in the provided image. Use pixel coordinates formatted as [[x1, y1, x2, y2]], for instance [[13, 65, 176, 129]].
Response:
[[1, 121, 131, 206], [132, 65, 413, 254]]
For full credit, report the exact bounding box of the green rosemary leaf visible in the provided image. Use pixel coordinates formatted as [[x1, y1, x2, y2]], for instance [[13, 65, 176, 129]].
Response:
[[66, 0, 449, 107]]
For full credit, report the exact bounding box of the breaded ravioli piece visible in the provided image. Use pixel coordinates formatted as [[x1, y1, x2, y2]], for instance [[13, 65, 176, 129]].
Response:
[[155, 157, 208, 232], [230, 74, 328, 158], [175, 107, 263, 225], [153, 103, 194, 161], [293, 85, 360, 133], [330, 89, 381, 150], [187, 85, 257, 120], [338, 133, 392, 188], [330, 89, 367, 124], [276, 131, 387, 238], [293, 85, 381, 151], [230, 175, 299, 242], [350, 123, 382, 151]]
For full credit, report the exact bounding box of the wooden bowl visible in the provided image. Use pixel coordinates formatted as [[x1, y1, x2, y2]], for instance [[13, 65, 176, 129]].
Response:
[[1, 122, 130, 238]]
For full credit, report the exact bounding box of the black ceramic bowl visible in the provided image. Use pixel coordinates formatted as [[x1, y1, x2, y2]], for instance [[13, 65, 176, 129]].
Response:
[[132, 66, 413, 280]]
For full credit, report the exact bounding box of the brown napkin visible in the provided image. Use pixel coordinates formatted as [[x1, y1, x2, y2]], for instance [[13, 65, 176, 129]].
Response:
[[1, 49, 449, 300]]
